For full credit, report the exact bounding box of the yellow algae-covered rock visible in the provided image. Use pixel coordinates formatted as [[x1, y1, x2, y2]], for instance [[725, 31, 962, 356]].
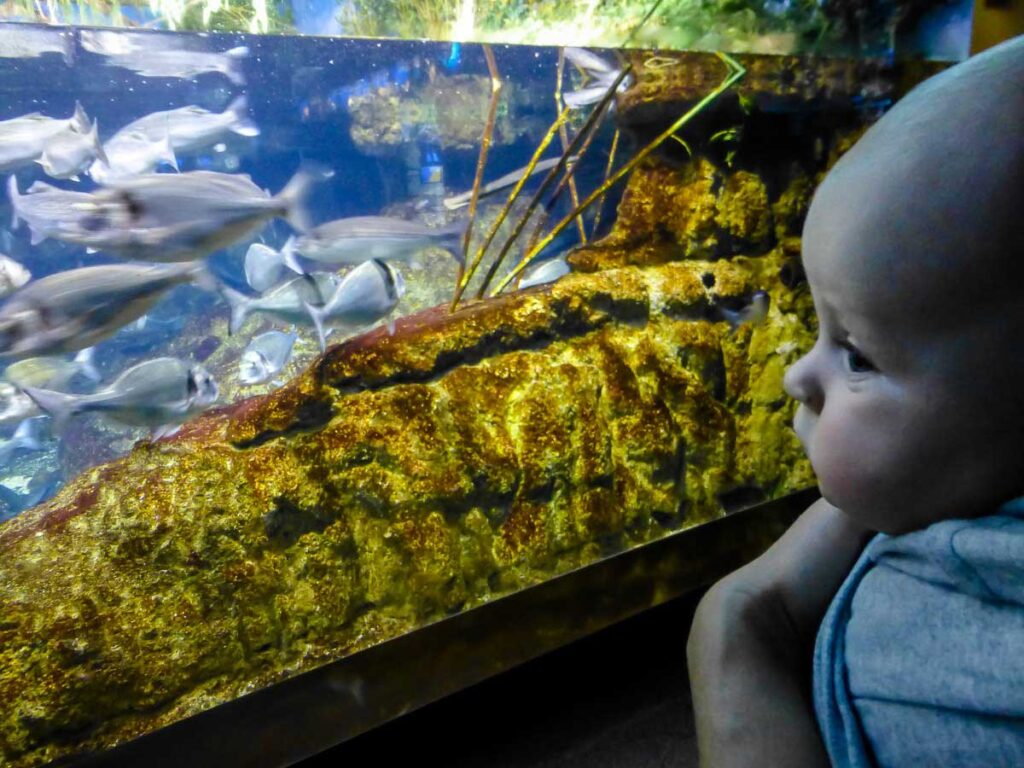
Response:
[[0, 252, 812, 766], [0, 52, 911, 764]]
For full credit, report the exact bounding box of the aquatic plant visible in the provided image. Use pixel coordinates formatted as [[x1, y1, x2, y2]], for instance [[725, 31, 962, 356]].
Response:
[[457, 44, 501, 272], [488, 52, 748, 297]]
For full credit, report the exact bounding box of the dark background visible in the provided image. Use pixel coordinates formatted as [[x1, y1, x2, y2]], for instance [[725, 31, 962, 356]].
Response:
[[300, 590, 704, 768]]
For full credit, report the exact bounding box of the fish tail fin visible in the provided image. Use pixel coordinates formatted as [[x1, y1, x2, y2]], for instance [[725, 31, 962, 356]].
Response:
[[223, 46, 249, 86], [13, 416, 46, 452], [22, 389, 77, 433], [563, 47, 615, 77], [562, 85, 608, 109], [188, 260, 220, 294], [439, 219, 468, 267], [28, 225, 47, 246], [89, 120, 109, 167], [302, 301, 329, 353], [0, 483, 27, 518], [220, 285, 252, 335], [277, 164, 332, 234], [73, 347, 101, 383], [8, 176, 22, 230], [23, 469, 59, 510], [227, 94, 260, 138], [280, 236, 305, 274]]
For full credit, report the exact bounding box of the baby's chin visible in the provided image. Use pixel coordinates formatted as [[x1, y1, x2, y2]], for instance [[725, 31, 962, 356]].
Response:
[[814, 478, 924, 536]]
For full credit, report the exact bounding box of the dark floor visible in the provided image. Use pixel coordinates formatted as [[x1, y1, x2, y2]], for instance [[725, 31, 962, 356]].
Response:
[[301, 590, 705, 768]]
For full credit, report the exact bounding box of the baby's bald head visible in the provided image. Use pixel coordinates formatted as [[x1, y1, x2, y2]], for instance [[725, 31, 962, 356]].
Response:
[[785, 38, 1024, 532], [807, 35, 1023, 334]]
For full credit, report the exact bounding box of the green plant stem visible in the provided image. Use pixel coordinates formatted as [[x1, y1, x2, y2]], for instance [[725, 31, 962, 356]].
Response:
[[458, 44, 501, 272], [474, 62, 632, 300], [591, 126, 619, 235], [449, 109, 569, 310], [490, 51, 746, 297], [554, 48, 587, 245]]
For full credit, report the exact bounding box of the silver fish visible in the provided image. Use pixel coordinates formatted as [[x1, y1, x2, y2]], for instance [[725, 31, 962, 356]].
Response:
[[0, 26, 74, 65], [0, 102, 91, 173], [4, 348, 100, 390], [222, 272, 340, 334], [0, 416, 47, 465], [718, 290, 770, 330], [89, 130, 177, 183], [0, 383, 38, 427], [0, 254, 30, 297], [238, 330, 297, 385], [518, 257, 571, 290], [23, 357, 218, 436], [563, 47, 632, 109], [38, 120, 108, 181], [304, 259, 406, 352], [0, 261, 208, 359], [8, 178, 100, 246], [53, 167, 324, 262], [244, 242, 286, 292], [110, 96, 259, 156], [0, 102, 88, 140], [93, 44, 249, 86], [282, 216, 465, 273], [443, 157, 570, 210]]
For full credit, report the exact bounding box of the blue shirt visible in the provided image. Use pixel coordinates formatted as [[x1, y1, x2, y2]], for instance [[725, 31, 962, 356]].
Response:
[[813, 496, 1024, 767]]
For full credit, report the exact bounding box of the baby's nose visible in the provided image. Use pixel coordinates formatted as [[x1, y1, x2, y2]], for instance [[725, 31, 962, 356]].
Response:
[[783, 352, 824, 413]]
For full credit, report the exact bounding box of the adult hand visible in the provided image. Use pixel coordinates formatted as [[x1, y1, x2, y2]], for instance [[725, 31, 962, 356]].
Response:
[[686, 497, 872, 768]]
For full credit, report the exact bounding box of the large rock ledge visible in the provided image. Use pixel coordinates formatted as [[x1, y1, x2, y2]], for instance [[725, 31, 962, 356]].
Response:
[[5, 48, 922, 763], [0, 248, 813, 766]]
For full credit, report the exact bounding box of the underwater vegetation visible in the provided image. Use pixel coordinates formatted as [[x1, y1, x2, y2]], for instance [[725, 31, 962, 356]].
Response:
[[0, 41, 945, 765]]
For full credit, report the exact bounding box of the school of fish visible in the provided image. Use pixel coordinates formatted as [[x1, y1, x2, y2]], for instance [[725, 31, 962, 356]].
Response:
[[0, 39, 766, 517]]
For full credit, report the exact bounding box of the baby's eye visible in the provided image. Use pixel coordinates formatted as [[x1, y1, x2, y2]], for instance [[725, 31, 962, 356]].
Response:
[[838, 340, 876, 374]]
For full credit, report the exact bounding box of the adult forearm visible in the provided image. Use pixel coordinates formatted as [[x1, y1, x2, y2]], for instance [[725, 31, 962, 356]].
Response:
[[687, 583, 830, 768], [686, 500, 871, 767]]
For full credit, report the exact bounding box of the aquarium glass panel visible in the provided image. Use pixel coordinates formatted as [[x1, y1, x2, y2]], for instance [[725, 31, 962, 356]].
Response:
[[0, 19, 952, 767]]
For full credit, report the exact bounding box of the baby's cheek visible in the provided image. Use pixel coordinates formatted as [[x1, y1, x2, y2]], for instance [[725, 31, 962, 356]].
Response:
[[808, 414, 888, 516]]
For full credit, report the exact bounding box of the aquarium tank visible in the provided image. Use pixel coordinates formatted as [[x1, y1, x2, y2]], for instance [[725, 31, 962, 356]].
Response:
[[0, 0, 969, 765]]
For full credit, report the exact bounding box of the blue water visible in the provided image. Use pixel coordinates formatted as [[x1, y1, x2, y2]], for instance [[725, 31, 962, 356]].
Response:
[[0, 24, 621, 517]]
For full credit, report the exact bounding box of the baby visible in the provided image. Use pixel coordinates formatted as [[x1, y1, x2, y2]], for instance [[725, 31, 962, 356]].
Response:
[[688, 35, 1024, 767]]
